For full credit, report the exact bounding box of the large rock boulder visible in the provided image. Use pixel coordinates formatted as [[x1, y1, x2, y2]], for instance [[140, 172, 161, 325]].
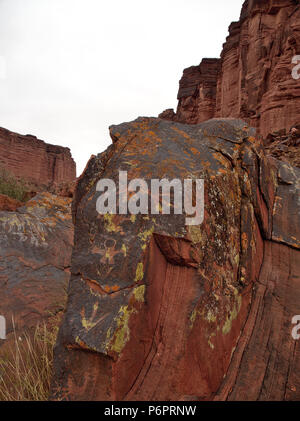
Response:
[[51, 117, 300, 400], [0, 192, 74, 348]]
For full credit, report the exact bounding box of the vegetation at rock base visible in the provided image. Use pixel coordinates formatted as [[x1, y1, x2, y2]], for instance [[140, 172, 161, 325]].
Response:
[[0, 166, 28, 202], [0, 319, 59, 401]]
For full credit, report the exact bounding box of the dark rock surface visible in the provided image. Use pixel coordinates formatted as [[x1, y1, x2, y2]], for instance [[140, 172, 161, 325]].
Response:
[[50, 118, 300, 400], [0, 192, 74, 349]]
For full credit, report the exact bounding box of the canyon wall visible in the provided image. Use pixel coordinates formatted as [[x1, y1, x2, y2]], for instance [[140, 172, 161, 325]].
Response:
[[160, 0, 300, 138], [0, 126, 76, 187]]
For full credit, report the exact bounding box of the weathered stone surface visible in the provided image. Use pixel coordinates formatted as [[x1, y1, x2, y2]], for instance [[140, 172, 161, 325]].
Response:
[[48, 180, 77, 198], [0, 192, 74, 348], [215, 241, 300, 401], [50, 117, 299, 401], [0, 127, 76, 188], [173, 59, 221, 125], [0, 194, 22, 212], [162, 0, 300, 139], [264, 125, 300, 167]]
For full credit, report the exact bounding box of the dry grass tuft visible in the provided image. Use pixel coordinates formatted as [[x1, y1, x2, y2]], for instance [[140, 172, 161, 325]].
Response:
[[0, 319, 59, 401]]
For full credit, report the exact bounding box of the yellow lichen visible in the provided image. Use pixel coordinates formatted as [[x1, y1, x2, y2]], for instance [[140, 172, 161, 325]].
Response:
[[121, 243, 127, 256], [103, 213, 120, 232], [133, 285, 145, 302], [189, 309, 197, 328], [222, 295, 242, 335], [138, 225, 154, 243], [135, 262, 144, 282], [188, 225, 202, 243], [108, 305, 136, 354], [208, 333, 216, 349], [82, 303, 99, 331], [205, 309, 217, 323]]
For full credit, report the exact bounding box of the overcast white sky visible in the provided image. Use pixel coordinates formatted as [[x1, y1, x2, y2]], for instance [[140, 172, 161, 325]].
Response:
[[0, 0, 243, 175]]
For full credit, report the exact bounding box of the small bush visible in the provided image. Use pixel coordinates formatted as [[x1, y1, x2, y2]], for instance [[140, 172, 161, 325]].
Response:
[[0, 321, 59, 401], [0, 167, 28, 202]]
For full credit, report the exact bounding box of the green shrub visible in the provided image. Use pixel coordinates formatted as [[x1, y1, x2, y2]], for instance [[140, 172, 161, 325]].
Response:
[[0, 167, 28, 202]]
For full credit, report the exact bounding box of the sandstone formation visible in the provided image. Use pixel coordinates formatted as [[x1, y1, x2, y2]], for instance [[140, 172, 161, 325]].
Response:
[[50, 117, 300, 401], [0, 127, 76, 188], [160, 0, 300, 139], [264, 125, 300, 167], [159, 59, 221, 124], [0, 192, 74, 349]]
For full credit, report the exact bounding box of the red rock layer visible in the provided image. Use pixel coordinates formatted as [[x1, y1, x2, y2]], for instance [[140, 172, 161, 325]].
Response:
[[0, 127, 76, 187], [0, 193, 22, 211], [215, 241, 300, 401], [159, 59, 221, 124], [161, 0, 300, 138]]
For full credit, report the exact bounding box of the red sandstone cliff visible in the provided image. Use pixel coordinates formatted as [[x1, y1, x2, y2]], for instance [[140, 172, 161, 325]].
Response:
[[160, 0, 300, 138], [0, 126, 76, 187]]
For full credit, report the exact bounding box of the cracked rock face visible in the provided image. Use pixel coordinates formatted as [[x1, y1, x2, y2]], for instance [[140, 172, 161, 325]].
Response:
[[0, 192, 74, 348], [51, 118, 300, 401]]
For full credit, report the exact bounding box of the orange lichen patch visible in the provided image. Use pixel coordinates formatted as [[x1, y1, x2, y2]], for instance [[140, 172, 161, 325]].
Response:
[[85, 278, 107, 296], [104, 285, 120, 293], [147, 131, 162, 144], [171, 126, 191, 140], [241, 232, 248, 251], [190, 147, 201, 156], [67, 338, 92, 351], [132, 120, 149, 131], [213, 152, 231, 169], [75, 339, 89, 349], [273, 196, 283, 214]]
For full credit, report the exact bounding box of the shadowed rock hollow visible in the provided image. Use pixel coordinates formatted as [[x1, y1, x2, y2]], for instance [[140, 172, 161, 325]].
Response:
[[50, 117, 300, 401]]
